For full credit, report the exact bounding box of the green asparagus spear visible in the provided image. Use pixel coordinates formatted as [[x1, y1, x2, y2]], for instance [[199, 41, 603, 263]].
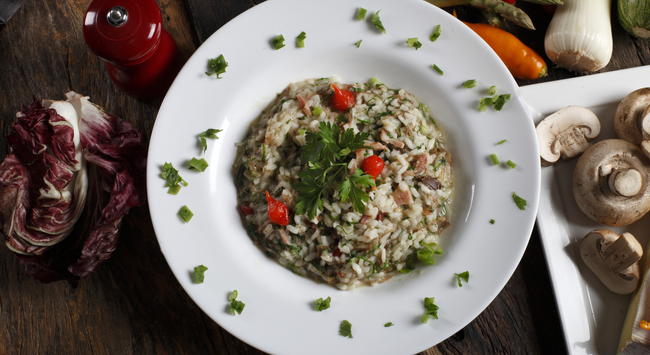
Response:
[[463, 0, 535, 30], [521, 0, 563, 5]]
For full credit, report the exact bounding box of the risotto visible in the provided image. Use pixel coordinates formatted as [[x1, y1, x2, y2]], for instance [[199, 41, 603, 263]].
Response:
[[234, 77, 453, 290]]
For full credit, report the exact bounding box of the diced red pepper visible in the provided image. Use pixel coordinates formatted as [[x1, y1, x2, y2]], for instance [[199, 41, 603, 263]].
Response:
[[330, 83, 355, 112], [239, 201, 254, 216], [503, 0, 515, 3], [333, 247, 342, 257], [265, 191, 289, 226]]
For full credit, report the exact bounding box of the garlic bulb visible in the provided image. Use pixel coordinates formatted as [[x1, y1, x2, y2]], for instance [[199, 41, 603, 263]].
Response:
[[544, 0, 613, 73]]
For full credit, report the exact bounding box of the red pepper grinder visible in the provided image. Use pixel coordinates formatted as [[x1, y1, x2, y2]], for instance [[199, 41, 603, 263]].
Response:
[[83, 0, 182, 100]]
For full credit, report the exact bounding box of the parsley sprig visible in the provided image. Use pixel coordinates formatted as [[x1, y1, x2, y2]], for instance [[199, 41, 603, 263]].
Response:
[[293, 122, 375, 219]]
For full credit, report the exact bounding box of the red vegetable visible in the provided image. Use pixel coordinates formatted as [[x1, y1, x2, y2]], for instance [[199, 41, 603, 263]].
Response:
[[240, 201, 254, 216], [333, 247, 342, 257], [0, 93, 146, 286], [265, 191, 289, 226], [362, 155, 385, 180], [330, 83, 355, 112], [504, 0, 516, 4]]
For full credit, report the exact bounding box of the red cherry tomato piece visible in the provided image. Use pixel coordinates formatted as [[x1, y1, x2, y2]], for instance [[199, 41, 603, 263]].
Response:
[[362, 155, 385, 180], [265, 191, 289, 226], [503, 0, 515, 3], [541, 5, 556, 14], [331, 83, 355, 112]]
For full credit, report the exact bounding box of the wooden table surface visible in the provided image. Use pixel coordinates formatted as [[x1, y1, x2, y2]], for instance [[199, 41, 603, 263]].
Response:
[[1, 1, 649, 354]]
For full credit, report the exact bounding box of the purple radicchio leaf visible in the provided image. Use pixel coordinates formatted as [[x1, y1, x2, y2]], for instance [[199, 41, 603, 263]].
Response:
[[0, 93, 146, 286]]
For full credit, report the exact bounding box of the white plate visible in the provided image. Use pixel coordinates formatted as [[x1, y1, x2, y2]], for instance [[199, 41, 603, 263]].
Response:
[[147, 0, 540, 353], [520, 65, 650, 355]]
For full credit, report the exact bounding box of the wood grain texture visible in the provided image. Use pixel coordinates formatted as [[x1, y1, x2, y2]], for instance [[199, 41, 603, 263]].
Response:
[[1, 0, 647, 354]]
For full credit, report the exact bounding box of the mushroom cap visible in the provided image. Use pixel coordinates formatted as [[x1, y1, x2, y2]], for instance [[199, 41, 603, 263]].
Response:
[[573, 139, 650, 226], [615, 87, 650, 144], [536, 105, 601, 165], [580, 229, 642, 295]]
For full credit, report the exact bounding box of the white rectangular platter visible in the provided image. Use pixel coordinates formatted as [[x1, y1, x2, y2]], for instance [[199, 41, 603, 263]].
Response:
[[520, 65, 650, 355]]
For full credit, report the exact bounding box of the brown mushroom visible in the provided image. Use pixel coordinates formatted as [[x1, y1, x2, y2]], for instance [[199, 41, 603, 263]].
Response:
[[580, 229, 643, 295], [614, 88, 650, 147], [536, 105, 601, 166], [573, 139, 650, 226]]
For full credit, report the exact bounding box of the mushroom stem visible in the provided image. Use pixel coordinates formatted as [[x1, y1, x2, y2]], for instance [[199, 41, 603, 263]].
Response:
[[602, 232, 645, 274], [609, 169, 643, 197]]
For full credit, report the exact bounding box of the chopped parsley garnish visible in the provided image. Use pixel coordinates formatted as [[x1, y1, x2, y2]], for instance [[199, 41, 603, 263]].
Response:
[[433, 156, 447, 172], [400, 253, 417, 274], [455, 271, 470, 287], [416, 242, 443, 265], [189, 157, 209, 172], [513, 192, 527, 210], [293, 122, 374, 219], [161, 162, 187, 195], [384, 322, 394, 327], [312, 106, 323, 116], [421, 297, 439, 324], [315, 296, 331, 311], [355, 39, 362, 48], [340, 320, 353, 338], [372, 11, 386, 34], [179, 205, 194, 223], [479, 94, 511, 112], [356, 7, 367, 20], [406, 38, 422, 50], [507, 160, 517, 169], [432, 64, 443, 75], [490, 153, 500, 165], [488, 85, 497, 95], [490, 219, 495, 224], [462, 79, 477, 88], [194, 265, 208, 283], [497, 139, 507, 145], [273, 34, 286, 49], [430, 24, 442, 42], [230, 290, 245, 315], [296, 31, 306, 48], [262, 144, 267, 162], [199, 128, 223, 153], [205, 54, 228, 78], [494, 94, 511, 110]]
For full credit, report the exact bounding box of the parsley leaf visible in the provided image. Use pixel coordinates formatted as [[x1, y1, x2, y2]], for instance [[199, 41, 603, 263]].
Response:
[[340, 320, 353, 338], [421, 297, 439, 324], [384, 322, 394, 327], [455, 271, 470, 287], [315, 296, 331, 311], [400, 252, 417, 274], [206, 54, 228, 78], [161, 162, 187, 195], [194, 265, 208, 283], [356, 7, 367, 20], [513, 192, 527, 210], [406, 38, 422, 50], [294, 123, 372, 219], [230, 290, 245, 315], [372, 11, 386, 34], [199, 128, 223, 153]]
